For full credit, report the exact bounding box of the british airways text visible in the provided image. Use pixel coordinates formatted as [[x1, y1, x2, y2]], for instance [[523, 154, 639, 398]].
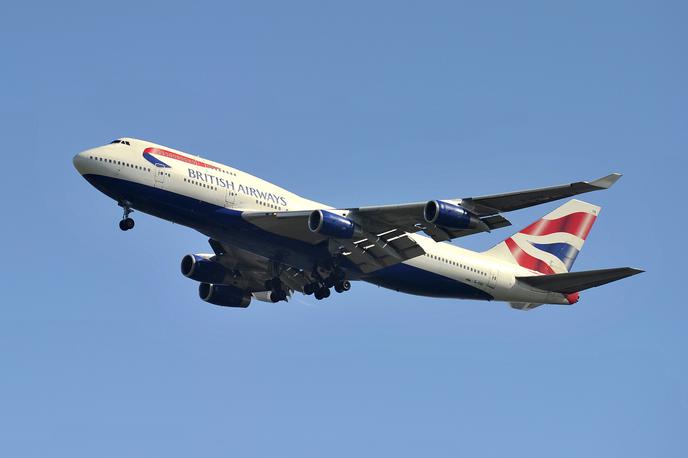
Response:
[[188, 169, 288, 206]]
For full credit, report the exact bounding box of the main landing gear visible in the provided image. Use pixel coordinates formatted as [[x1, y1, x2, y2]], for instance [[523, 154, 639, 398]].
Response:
[[118, 204, 135, 231], [265, 278, 288, 303], [302, 273, 351, 301], [334, 280, 351, 293]]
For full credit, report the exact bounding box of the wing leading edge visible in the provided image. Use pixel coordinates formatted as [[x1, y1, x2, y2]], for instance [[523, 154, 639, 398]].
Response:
[[459, 173, 622, 216]]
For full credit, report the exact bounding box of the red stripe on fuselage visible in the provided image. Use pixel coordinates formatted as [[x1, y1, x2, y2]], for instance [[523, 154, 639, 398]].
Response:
[[505, 238, 555, 275], [143, 147, 220, 170], [519, 212, 596, 240]]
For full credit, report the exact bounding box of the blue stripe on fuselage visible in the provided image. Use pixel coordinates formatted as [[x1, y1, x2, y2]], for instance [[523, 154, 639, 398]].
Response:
[[364, 263, 493, 300]]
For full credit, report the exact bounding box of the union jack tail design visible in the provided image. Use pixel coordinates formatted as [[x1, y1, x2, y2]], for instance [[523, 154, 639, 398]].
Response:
[[483, 199, 600, 274]]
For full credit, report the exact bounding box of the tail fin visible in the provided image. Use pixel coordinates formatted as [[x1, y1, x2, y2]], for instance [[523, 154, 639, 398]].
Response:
[[483, 199, 600, 274]]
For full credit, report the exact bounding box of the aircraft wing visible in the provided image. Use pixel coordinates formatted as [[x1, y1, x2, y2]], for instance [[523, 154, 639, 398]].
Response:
[[350, 203, 511, 242], [349, 173, 620, 239], [206, 239, 313, 294], [241, 211, 427, 273], [242, 173, 620, 272], [458, 173, 622, 216]]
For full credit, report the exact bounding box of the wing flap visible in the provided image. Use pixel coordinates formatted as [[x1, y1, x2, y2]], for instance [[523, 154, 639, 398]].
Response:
[[335, 231, 425, 273], [516, 267, 643, 294]]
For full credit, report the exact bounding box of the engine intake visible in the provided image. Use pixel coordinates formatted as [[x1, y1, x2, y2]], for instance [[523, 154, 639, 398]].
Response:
[[424, 200, 483, 230], [199, 283, 251, 308], [308, 210, 356, 238], [181, 254, 227, 284]]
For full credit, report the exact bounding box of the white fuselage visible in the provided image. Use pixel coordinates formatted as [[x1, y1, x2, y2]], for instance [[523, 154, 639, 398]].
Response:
[[73, 137, 571, 306]]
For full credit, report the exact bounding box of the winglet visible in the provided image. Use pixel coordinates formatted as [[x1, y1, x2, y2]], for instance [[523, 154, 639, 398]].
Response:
[[589, 173, 622, 189]]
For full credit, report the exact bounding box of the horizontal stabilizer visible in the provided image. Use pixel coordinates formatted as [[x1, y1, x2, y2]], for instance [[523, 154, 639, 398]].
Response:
[[517, 267, 643, 294]]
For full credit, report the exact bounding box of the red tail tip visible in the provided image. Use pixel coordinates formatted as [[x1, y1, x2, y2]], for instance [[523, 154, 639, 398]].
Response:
[[566, 292, 580, 304]]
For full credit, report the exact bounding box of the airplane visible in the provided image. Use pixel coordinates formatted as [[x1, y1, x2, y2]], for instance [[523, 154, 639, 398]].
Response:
[[73, 138, 642, 311]]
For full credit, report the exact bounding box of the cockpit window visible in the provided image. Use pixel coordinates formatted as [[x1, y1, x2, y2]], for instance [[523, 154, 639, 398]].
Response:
[[110, 139, 131, 146]]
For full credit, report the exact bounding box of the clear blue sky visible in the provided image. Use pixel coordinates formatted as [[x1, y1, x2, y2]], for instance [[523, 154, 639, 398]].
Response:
[[1, 1, 685, 457]]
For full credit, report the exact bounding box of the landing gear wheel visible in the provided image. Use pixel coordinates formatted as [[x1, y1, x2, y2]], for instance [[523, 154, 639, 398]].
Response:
[[314, 286, 330, 300], [119, 218, 135, 231], [119, 217, 135, 231], [334, 280, 351, 293], [303, 283, 315, 295], [270, 289, 288, 303], [316, 287, 330, 299]]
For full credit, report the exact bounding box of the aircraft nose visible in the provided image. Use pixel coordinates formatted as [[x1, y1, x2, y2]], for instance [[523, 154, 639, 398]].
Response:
[[73, 150, 90, 174]]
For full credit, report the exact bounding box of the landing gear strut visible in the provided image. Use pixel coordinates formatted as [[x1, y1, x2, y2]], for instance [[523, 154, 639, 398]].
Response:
[[118, 204, 135, 231], [303, 283, 316, 295], [265, 278, 288, 303]]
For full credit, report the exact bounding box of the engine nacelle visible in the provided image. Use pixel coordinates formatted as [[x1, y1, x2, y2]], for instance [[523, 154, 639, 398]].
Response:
[[251, 290, 291, 303], [199, 283, 251, 308], [251, 291, 275, 303], [308, 210, 356, 238], [424, 200, 483, 230], [181, 254, 227, 284]]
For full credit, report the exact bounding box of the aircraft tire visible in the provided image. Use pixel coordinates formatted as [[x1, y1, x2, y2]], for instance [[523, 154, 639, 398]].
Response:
[[335, 280, 351, 293]]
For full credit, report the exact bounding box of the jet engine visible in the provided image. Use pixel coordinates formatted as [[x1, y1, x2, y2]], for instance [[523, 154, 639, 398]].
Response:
[[424, 200, 485, 230], [181, 254, 227, 284], [199, 283, 251, 308], [308, 210, 356, 238]]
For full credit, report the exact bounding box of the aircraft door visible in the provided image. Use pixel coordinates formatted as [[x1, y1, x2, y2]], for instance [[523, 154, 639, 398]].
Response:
[[153, 164, 166, 188], [488, 269, 498, 289], [225, 188, 236, 208]]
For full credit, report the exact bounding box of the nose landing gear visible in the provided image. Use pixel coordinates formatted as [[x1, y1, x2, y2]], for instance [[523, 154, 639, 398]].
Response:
[[118, 203, 135, 231], [119, 218, 135, 231]]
